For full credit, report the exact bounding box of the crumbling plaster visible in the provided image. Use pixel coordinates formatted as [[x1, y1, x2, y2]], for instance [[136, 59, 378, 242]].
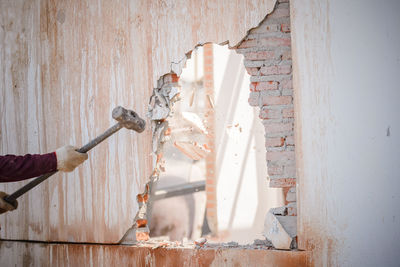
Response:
[[0, 0, 277, 243]]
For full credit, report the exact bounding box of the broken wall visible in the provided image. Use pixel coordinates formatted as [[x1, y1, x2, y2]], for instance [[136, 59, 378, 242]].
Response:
[[291, 0, 400, 266], [235, 0, 296, 209], [0, 0, 276, 243]]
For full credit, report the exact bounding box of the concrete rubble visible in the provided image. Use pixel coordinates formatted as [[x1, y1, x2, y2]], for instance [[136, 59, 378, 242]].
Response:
[[263, 209, 297, 250], [271, 206, 288, 216], [140, 237, 275, 251], [286, 187, 296, 202]]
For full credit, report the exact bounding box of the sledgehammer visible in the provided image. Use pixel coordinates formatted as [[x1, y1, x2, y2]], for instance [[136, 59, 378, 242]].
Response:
[[4, 106, 146, 205]]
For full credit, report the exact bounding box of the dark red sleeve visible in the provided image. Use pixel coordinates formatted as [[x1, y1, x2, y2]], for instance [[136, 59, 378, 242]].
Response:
[[0, 152, 57, 182]]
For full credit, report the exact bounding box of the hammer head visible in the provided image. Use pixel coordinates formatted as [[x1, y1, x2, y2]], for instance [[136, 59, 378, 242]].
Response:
[[112, 106, 146, 133]]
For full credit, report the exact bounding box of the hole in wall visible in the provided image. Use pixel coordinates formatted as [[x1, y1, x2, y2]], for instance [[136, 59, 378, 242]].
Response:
[[147, 43, 284, 244], [121, 0, 296, 250]]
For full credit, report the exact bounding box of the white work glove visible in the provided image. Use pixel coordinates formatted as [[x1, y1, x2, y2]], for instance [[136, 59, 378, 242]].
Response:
[[0, 191, 18, 214], [56, 145, 88, 172]]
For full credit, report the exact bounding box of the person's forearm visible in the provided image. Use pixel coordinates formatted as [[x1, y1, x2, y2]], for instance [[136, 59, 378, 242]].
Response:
[[0, 153, 57, 182]]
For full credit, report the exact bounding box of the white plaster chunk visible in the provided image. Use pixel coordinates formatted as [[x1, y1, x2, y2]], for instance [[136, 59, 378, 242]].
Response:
[[276, 215, 297, 238], [168, 86, 180, 100], [286, 189, 296, 202], [263, 210, 295, 249], [271, 206, 288, 216], [152, 121, 168, 154], [150, 104, 170, 121], [253, 239, 273, 247]]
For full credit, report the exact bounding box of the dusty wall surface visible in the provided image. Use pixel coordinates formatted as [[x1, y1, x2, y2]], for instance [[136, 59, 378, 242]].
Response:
[[291, 0, 400, 266], [0, 241, 309, 267], [0, 0, 276, 243]]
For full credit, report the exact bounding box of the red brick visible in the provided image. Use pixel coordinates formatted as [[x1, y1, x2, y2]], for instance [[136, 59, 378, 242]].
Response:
[[204, 48, 213, 57], [204, 73, 213, 80], [280, 79, 293, 89], [269, 178, 296, 188], [260, 107, 281, 119], [281, 50, 292, 60], [136, 231, 150, 241], [279, 65, 292, 74], [283, 108, 294, 118], [207, 202, 216, 209], [260, 66, 278, 75], [245, 51, 275, 60], [259, 37, 291, 47], [248, 92, 260, 106], [246, 67, 259, 76], [265, 137, 285, 147], [171, 73, 179, 83], [264, 122, 293, 133], [250, 82, 257, 92], [204, 58, 213, 65], [268, 6, 290, 19], [137, 193, 148, 203], [207, 193, 216, 201], [286, 136, 295, 146], [204, 65, 212, 72], [238, 39, 257, 48], [206, 186, 216, 192], [281, 23, 291, 33], [251, 81, 278, 91], [284, 164, 296, 177], [206, 179, 214, 185], [260, 65, 291, 75], [268, 164, 283, 175], [261, 95, 292, 105], [259, 81, 279, 90], [136, 219, 147, 228], [251, 24, 280, 34], [267, 151, 295, 161]]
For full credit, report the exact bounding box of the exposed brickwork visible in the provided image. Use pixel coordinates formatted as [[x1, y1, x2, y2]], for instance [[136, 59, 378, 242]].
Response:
[[203, 43, 218, 234], [235, 1, 296, 207]]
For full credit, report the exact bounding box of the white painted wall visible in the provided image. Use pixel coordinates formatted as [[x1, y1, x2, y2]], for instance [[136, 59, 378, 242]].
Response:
[[291, 0, 400, 266], [0, 0, 276, 243]]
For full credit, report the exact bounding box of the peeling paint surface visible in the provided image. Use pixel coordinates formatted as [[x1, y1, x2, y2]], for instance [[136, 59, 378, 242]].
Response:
[[0, 0, 276, 243]]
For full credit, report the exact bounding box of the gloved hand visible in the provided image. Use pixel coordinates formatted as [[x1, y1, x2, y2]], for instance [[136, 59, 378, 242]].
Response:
[[0, 191, 18, 214], [56, 145, 88, 172]]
